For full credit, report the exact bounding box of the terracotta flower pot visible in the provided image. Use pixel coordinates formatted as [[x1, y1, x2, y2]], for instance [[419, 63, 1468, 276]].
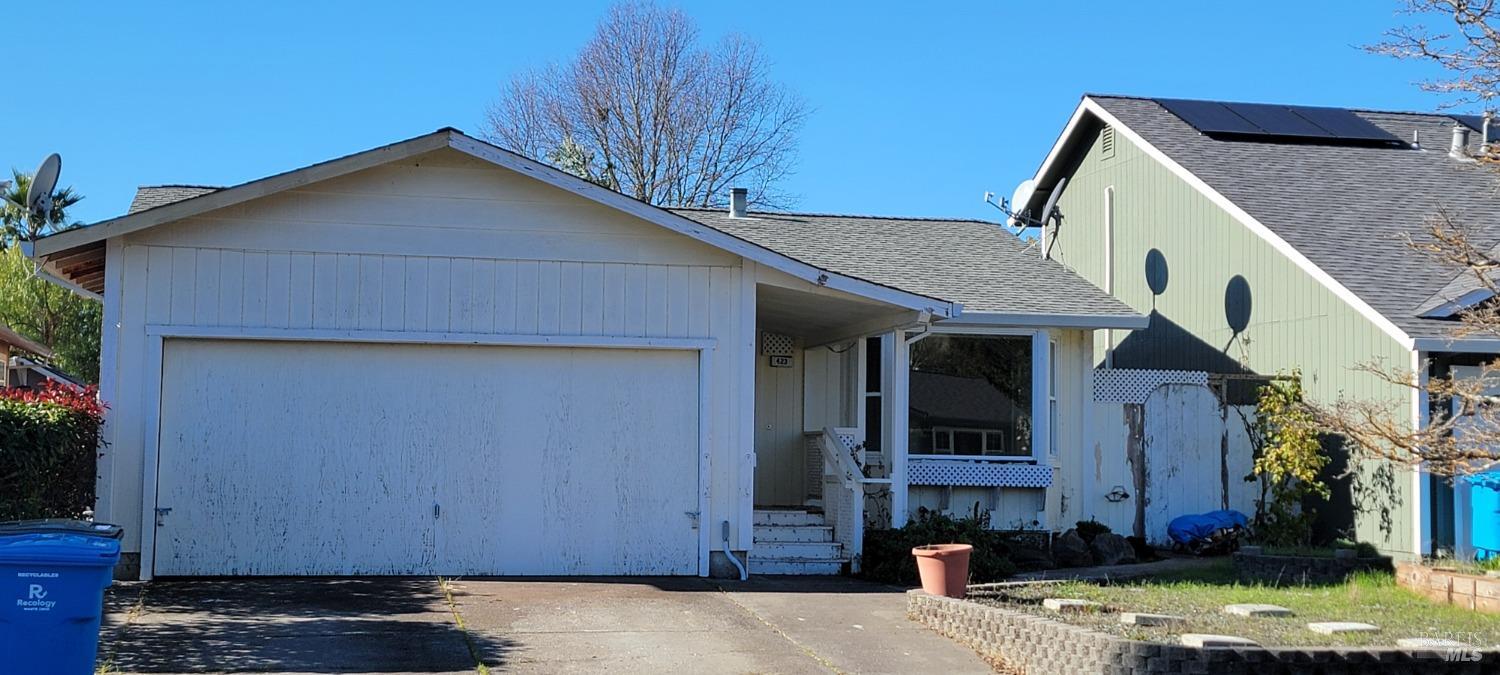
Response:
[[912, 543, 973, 598]]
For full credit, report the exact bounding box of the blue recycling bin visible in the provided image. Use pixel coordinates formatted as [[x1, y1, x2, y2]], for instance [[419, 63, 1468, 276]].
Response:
[[0, 520, 122, 675]]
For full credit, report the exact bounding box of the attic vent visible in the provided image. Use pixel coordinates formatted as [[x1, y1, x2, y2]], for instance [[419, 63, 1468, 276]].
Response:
[[760, 331, 796, 356], [1101, 125, 1116, 159]]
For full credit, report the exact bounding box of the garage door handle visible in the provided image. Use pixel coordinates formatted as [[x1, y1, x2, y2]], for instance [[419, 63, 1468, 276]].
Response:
[[434, 503, 440, 519]]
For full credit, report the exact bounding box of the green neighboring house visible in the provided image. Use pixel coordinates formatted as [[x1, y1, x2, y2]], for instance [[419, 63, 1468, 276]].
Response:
[[1020, 94, 1500, 558]]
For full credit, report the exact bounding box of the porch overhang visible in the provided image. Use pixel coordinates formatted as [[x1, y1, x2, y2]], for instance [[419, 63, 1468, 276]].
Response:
[[944, 310, 1149, 331]]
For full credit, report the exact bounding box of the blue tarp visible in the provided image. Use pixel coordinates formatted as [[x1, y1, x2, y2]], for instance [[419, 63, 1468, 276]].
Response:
[[1167, 509, 1249, 546]]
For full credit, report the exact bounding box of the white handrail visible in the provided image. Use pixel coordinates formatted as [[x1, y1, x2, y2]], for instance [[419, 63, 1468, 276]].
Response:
[[818, 427, 871, 573]]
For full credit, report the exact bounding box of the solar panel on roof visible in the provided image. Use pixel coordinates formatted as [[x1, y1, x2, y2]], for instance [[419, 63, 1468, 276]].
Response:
[[1289, 106, 1400, 142], [1152, 98, 1404, 146], [1452, 114, 1486, 132], [1154, 99, 1260, 135], [1225, 102, 1333, 137]]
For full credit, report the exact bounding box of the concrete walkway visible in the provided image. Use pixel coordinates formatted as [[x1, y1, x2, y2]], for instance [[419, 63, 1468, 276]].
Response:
[[99, 576, 991, 674]]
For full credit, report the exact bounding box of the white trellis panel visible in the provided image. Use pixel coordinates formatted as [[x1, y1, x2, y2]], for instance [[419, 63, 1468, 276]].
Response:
[[908, 460, 1053, 488], [1093, 368, 1208, 404]]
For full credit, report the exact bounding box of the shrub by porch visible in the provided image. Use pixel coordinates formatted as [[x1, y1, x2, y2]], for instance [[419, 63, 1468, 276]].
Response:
[[0, 382, 103, 520]]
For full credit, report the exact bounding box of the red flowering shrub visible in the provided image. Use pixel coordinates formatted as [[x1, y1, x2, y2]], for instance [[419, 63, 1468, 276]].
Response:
[[0, 381, 105, 520]]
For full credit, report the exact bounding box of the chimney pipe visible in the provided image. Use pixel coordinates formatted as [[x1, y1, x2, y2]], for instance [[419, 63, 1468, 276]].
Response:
[[1484, 111, 1494, 154], [1452, 123, 1472, 158], [728, 188, 747, 218]]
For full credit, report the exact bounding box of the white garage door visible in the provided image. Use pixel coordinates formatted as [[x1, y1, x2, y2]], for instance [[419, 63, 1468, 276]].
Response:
[[152, 339, 701, 576]]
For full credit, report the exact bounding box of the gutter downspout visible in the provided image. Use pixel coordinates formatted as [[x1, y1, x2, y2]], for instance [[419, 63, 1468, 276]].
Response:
[[722, 520, 747, 580]]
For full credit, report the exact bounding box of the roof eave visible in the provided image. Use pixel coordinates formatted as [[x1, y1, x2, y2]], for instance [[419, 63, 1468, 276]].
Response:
[[943, 310, 1149, 330], [28, 129, 960, 320], [1029, 96, 1418, 351]]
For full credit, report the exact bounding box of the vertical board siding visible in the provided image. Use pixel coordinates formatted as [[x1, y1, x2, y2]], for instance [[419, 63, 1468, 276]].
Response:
[[1053, 126, 1417, 553], [129, 245, 729, 341], [102, 152, 759, 565], [110, 242, 746, 559]]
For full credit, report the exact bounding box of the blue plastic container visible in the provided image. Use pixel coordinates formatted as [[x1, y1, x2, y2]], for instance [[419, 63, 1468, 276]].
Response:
[[0, 521, 121, 675], [1470, 472, 1500, 559]]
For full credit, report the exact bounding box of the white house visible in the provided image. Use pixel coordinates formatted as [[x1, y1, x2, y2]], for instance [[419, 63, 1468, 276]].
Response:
[[29, 129, 1144, 579]]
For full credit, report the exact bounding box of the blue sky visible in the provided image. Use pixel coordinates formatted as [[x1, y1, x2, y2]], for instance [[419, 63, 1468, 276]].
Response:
[[2, 1, 1456, 225]]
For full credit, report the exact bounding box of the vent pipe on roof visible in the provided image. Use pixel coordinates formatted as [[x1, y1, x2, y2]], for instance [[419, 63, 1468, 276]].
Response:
[[1484, 111, 1494, 154], [729, 187, 748, 218], [1452, 123, 1472, 159]]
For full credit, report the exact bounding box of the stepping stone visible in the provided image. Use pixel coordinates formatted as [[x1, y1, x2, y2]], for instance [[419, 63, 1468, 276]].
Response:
[[1181, 633, 1260, 648], [1119, 612, 1184, 627], [1396, 638, 1473, 649], [1223, 603, 1293, 617], [1042, 598, 1101, 613], [1307, 621, 1379, 635]]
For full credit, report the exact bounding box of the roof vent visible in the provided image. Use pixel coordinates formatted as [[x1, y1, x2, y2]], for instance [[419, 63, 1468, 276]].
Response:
[[1452, 123, 1472, 159], [729, 187, 748, 218]]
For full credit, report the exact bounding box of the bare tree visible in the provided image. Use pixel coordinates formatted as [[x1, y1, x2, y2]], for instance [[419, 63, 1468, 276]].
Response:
[[1313, 3, 1500, 478], [484, 1, 807, 209], [1316, 210, 1500, 478], [1368, 0, 1500, 106]]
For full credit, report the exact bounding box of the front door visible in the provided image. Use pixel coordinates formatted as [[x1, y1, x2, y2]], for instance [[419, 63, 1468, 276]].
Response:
[[754, 334, 806, 505]]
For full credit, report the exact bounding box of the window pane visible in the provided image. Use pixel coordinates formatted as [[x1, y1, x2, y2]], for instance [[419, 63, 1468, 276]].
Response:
[[934, 431, 951, 452], [909, 334, 1033, 457], [865, 337, 882, 392], [864, 395, 882, 452]]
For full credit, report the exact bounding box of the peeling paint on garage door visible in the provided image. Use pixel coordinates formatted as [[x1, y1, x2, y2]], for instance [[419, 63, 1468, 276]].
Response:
[[153, 339, 700, 576]]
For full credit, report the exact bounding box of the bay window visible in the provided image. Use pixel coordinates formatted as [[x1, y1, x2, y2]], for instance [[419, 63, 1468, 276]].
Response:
[[908, 332, 1043, 460]]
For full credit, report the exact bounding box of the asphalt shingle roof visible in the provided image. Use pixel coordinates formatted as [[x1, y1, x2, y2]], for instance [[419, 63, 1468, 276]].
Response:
[[674, 208, 1137, 316], [127, 185, 221, 214], [1090, 95, 1500, 340], [124, 185, 1137, 319]]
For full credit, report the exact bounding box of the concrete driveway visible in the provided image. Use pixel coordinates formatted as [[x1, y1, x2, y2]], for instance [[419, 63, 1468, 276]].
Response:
[[99, 576, 991, 674]]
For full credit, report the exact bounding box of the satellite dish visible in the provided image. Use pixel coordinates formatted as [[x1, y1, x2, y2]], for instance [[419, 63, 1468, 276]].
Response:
[[1006, 179, 1037, 228], [1038, 177, 1068, 259], [27, 154, 61, 222]]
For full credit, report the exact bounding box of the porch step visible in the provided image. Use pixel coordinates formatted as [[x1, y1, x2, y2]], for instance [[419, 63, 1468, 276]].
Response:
[[748, 556, 847, 575], [751, 509, 846, 576], [753, 509, 825, 527], [752, 540, 844, 559], [753, 524, 834, 543]]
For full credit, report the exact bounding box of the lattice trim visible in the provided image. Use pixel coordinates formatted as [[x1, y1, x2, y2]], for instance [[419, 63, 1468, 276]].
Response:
[[908, 460, 1053, 488], [760, 331, 796, 356], [1093, 368, 1208, 404]]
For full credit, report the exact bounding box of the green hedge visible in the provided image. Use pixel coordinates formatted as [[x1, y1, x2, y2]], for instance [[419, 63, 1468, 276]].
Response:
[[860, 508, 1016, 586], [0, 383, 103, 520]]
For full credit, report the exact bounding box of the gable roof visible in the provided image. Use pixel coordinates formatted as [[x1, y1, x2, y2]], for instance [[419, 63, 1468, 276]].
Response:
[[1028, 94, 1500, 349], [676, 208, 1139, 323], [33, 129, 1143, 329]]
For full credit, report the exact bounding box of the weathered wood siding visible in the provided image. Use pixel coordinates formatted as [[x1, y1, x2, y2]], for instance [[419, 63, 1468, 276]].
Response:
[[101, 148, 754, 559], [754, 333, 806, 506], [1051, 124, 1417, 553], [154, 340, 700, 575]]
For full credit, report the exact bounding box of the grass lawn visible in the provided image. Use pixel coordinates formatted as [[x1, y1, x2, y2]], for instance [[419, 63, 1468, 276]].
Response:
[[974, 560, 1500, 648]]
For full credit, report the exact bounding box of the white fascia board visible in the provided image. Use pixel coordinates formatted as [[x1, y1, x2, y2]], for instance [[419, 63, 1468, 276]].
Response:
[[31, 132, 455, 257], [1030, 97, 1417, 351], [943, 310, 1149, 330], [1409, 336, 1500, 353], [33, 128, 956, 320], [1026, 100, 1095, 209], [446, 135, 957, 319]]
